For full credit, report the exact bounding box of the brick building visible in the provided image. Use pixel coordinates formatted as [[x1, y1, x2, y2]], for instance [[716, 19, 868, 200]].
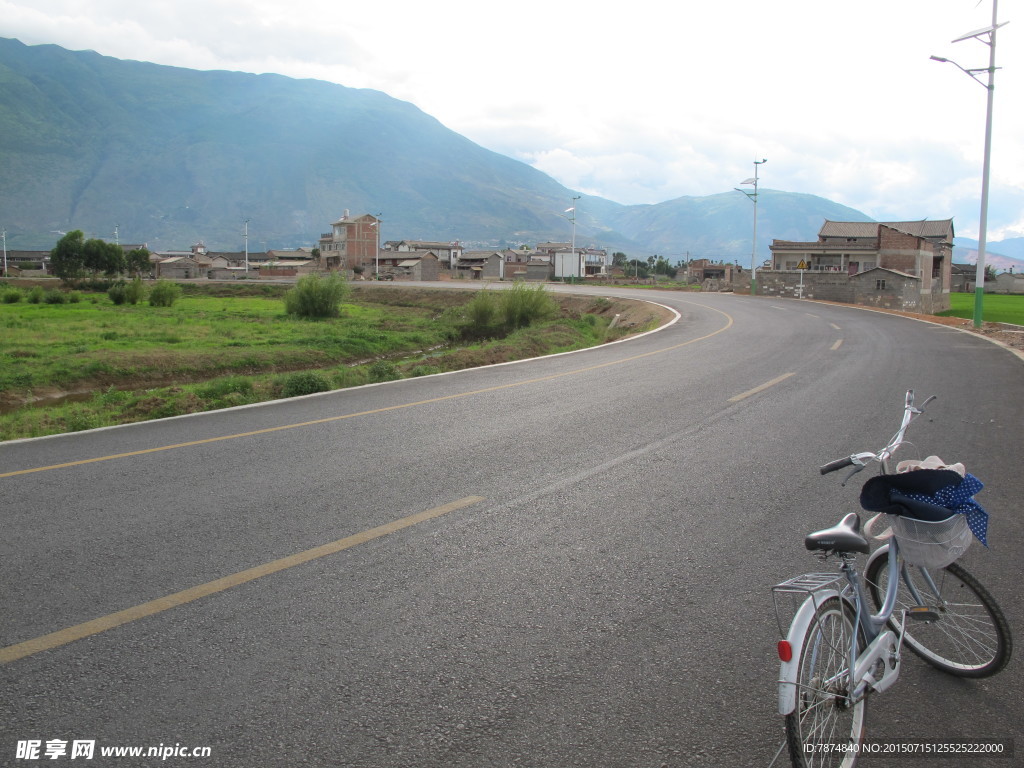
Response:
[[766, 220, 953, 312], [318, 211, 380, 271]]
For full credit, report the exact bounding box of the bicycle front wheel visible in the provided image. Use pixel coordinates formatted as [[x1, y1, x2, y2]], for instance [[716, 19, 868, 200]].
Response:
[[865, 550, 1012, 678], [785, 596, 866, 768]]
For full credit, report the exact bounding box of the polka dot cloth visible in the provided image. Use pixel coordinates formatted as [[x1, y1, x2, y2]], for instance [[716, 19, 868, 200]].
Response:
[[904, 473, 988, 547]]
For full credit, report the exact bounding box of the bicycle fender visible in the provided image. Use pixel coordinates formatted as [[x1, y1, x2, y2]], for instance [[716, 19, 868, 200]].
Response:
[[778, 589, 841, 716]]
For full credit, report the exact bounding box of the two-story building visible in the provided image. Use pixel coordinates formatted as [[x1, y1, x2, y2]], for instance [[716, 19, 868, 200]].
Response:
[[766, 220, 954, 312]]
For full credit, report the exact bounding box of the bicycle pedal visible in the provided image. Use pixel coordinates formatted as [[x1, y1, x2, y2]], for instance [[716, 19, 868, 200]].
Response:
[[907, 606, 940, 622]]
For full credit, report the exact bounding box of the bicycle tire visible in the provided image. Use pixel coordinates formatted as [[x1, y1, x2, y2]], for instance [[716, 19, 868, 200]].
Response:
[[865, 549, 1012, 678], [785, 596, 867, 768]]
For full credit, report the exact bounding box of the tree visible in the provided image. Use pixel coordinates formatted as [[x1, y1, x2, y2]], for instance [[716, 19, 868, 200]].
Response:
[[625, 258, 649, 279], [126, 247, 151, 276], [83, 238, 125, 276], [50, 230, 86, 282]]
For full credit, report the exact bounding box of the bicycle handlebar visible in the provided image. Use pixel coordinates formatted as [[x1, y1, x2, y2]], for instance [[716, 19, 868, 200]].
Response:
[[821, 390, 936, 480], [819, 456, 855, 475]]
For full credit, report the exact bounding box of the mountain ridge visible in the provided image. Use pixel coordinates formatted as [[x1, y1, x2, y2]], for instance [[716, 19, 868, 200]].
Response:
[[5, 37, 1015, 265]]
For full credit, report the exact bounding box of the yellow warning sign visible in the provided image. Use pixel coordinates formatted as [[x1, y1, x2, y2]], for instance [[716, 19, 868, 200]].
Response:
[[797, 260, 808, 270]]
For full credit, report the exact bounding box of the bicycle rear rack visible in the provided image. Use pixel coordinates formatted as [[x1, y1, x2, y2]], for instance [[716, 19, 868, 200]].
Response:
[[771, 573, 847, 637]]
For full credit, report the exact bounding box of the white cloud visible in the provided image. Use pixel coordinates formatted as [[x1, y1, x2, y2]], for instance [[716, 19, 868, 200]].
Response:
[[3, 0, 1022, 241]]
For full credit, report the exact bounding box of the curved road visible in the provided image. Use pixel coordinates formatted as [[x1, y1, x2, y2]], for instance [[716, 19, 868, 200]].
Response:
[[2, 289, 1022, 767]]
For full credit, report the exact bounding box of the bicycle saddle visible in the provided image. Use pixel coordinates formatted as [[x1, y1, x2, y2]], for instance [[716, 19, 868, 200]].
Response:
[[805, 512, 870, 554]]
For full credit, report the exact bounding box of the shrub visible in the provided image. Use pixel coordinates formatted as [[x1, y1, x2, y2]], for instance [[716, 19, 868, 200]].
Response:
[[368, 360, 400, 382], [284, 273, 349, 319], [67, 291, 82, 303], [280, 371, 332, 397], [125, 276, 147, 305], [459, 289, 500, 339], [27, 286, 45, 304], [500, 282, 557, 330], [107, 283, 128, 305], [457, 283, 557, 340], [2, 288, 22, 303], [44, 289, 67, 304], [149, 279, 181, 307]]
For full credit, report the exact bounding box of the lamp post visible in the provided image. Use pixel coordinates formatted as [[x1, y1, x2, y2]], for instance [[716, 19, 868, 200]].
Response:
[[244, 219, 250, 273], [1, 228, 7, 278], [735, 158, 767, 296], [372, 213, 382, 279], [931, 0, 1006, 328], [561, 196, 580, 282]]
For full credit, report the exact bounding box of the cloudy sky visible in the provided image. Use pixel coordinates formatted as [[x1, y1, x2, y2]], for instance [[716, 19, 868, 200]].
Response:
[[4, 0, 1022, 241]]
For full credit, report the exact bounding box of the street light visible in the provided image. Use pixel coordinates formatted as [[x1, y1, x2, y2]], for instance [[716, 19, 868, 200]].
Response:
[[735, 158, 767, 296], [563, 196, 580, 281], [1, 228, 7, 277], [933, 0, 1003, 325], [931, 0, 1006, 328], [244, 219, 250, 273], [371, 213, 382, 279]]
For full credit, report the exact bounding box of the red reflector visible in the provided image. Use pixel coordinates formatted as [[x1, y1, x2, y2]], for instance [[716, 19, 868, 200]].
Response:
[[778, 640, 793, 662]]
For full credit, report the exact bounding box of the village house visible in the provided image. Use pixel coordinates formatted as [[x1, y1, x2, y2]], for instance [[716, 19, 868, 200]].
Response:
[[455, 251, 504, 280], [765, 219, 954, 313], [993, 271, 1024, 295], [317, 211, 380, 272], [383, 240, 462, 271]]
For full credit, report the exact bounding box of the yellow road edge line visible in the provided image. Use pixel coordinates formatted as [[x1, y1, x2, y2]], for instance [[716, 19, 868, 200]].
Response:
[[831, 339, 844, 351], [2, 306, 734, 479], [728, 372, 796, 403], [0, 495, 486, 666]]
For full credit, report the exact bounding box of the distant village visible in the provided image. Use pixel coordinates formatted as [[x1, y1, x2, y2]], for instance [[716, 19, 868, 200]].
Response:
[[4, 211, 1022, 315]]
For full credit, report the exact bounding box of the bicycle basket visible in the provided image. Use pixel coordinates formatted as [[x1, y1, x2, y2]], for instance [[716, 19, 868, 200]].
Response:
[[887, 513, 972, 569]]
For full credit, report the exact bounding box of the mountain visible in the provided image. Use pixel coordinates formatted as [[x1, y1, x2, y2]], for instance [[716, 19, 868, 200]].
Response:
[[604, 190, 873, 261], [954, 237, 1024, 272], [1, 37, 871, 259]]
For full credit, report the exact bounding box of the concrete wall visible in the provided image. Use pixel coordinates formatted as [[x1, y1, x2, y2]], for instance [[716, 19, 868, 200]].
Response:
[[759, 270, 948, 312]]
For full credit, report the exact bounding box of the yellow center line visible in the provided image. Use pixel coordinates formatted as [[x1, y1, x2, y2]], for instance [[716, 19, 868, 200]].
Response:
[[0, 495, 486, 665], [831, 339, 844, 351], [728, 372, 796, 403], [2, 303, 734, 478]]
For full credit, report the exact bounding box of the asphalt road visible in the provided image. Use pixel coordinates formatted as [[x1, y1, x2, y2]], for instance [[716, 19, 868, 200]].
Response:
[[2, 289, 1022, 768]]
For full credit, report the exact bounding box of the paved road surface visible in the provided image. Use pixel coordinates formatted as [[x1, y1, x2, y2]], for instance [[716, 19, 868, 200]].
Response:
[[2, 289, 1021, 767]]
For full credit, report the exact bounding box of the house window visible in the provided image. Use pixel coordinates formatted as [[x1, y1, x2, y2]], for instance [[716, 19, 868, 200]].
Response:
[[876, 279, 886, 290]]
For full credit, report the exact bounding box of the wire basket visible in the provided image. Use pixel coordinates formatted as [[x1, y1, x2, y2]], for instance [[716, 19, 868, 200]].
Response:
[[889, 513, 972, 569]]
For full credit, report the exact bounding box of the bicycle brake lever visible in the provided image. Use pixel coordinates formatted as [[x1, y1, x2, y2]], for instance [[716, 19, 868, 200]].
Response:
[[840, 463, 866, 487]]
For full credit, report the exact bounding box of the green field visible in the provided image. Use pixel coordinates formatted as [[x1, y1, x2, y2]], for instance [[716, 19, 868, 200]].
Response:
[[0, 281, 644, 441], [938, 292, 1024, 325]]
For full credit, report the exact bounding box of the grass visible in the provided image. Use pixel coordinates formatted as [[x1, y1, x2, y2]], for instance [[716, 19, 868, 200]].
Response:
[[0, 281, 651, 441], [937, 293, 1024, 326]]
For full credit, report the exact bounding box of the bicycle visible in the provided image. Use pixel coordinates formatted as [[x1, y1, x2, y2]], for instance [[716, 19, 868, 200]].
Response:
[[772, 390, 1012, 767]]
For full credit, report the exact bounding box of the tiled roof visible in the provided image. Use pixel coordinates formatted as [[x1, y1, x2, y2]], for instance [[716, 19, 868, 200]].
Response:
[[820, 219, 954, 241]]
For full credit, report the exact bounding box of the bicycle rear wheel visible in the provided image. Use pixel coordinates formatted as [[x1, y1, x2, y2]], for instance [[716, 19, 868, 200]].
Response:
[[785, 596, 866, 768], [865, 549, 1011, 678]]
